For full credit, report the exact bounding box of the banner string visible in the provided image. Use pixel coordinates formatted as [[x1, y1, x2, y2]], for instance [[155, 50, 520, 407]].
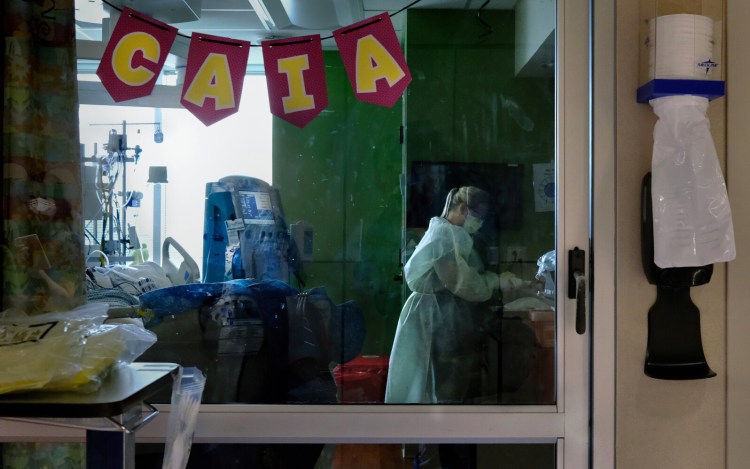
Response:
[[264, 37, 315, 48], [99, 0, 424, 46], [337, 16, 383, 36], [195, 36, 249, 48], [117, 8, 174, 33]]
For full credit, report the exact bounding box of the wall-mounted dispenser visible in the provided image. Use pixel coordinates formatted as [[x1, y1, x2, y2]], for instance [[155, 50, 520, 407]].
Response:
[[641, 173, 716, 380], [637, 1, 734, 380], [637, 0, 725, 103]]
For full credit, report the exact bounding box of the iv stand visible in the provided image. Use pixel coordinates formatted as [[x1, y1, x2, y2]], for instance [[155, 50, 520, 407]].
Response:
[[89, 120, 155, 261]]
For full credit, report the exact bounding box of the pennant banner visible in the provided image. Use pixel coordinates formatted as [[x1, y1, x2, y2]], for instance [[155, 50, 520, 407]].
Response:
[[333, 13, 412, 107], [96, 7, 177, 102], [180, 33, 251, 126], [262, 35, 328, 128], [96, 6, 413, 125]]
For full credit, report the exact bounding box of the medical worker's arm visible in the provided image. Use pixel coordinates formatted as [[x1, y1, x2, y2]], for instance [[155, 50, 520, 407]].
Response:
[[429, 227, 500, 302]]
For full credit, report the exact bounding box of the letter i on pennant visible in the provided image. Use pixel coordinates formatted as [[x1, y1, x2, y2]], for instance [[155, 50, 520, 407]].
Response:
[[262, 35, 328, 128]]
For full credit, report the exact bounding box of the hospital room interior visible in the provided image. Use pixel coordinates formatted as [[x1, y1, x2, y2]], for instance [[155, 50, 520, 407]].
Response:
[[76, 5, 557, 408]]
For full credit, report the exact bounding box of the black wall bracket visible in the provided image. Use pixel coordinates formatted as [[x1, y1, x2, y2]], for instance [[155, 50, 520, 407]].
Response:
[[641, 173, 716, 380]]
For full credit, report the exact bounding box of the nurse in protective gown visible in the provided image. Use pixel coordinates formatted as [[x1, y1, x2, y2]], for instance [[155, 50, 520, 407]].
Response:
[[385, 186, 501, 404]]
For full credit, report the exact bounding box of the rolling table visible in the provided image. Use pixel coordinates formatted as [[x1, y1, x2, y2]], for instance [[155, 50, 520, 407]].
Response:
[[0, 362, 179, 469]]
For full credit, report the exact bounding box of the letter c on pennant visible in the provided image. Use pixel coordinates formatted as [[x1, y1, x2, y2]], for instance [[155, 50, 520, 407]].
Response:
[[112, 31, 161, 86]]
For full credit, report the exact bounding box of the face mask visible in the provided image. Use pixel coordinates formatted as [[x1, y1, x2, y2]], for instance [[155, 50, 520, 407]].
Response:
[[464, 212, 484, 234]]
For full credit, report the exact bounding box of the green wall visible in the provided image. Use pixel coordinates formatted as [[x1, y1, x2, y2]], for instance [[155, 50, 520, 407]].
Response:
[[272, 9, 556, 357], [272, 52, 403, 356], [404, 10, 555, 267]]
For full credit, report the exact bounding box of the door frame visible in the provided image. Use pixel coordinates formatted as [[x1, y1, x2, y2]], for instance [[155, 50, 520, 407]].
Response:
[[0, 0, 619, 466], [590, 0, 617, 467], [727, 0, 750, 467]]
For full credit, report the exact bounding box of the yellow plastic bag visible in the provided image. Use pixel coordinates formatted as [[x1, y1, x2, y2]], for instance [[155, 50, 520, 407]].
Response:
[[0, 303, 157, 394]]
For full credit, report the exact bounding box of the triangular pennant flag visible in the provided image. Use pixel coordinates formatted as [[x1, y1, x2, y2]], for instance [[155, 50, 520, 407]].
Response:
[[96, 7, 177, 102], [262, 35, 328, 128], [180, 33, 251, 126], [334, 12, 412, 107]]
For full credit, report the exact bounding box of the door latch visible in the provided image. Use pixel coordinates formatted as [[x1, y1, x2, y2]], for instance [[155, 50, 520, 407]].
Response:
[[568, 247, 586, 335]]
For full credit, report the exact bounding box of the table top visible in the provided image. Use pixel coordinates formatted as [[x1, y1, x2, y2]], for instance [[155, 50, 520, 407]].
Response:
[[0, 362, 179, 418]]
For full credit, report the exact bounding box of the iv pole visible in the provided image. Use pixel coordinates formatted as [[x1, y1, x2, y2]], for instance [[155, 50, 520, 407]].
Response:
[[89, 119, 158, 261]]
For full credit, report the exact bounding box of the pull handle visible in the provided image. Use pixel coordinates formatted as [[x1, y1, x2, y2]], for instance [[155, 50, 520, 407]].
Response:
[[568, 247, 587, 335], [574, 271, 586, 334]]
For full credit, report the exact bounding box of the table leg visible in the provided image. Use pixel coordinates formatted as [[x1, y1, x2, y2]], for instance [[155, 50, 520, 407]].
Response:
[[86, 429, 135, 469]]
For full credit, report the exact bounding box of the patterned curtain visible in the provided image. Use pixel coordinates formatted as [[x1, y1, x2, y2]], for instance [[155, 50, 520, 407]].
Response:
[[2, 0, 85, 314], [2, 0, 85, 467]]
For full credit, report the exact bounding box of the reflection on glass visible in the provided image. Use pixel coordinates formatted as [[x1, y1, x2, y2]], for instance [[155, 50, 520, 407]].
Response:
[[136, 443, 556, 469], [82, 8, 556, 408], [137, 279, 365, 404]]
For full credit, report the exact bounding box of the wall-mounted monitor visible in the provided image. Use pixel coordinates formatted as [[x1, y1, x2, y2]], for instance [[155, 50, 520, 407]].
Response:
[[407, 161, 524, 232]]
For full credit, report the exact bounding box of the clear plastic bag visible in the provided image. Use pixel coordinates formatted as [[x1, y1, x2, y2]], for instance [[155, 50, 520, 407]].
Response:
[[650, 95, 736, 268], [0, 303, 157, 394], [163, 367, 206, 469]]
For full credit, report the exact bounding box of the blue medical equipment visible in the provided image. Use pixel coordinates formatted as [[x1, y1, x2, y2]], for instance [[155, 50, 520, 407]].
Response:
[[202, 176, 302, 284]]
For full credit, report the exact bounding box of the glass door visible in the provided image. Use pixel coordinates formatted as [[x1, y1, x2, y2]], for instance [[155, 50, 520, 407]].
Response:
[[132, 0, 593, 467]]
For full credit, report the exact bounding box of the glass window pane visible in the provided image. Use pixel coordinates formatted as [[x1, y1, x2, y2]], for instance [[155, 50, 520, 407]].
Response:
[[80, 7, 556, 408], [376, 9, 556, 406]]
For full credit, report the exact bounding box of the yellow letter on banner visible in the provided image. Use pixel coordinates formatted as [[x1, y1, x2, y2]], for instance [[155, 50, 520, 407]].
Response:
[[278, 55, 315, 113], [183, 53, 236, 110], [355, 34, 405, 93], [112, 32, 160, 86]]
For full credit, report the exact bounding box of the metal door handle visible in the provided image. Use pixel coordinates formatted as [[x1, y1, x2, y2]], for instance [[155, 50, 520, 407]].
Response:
[[568, 247, 586, 335], [574, 271, 586, 334]]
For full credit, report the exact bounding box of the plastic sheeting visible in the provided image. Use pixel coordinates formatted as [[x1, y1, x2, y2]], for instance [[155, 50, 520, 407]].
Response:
[[650, 95, 736, 268]]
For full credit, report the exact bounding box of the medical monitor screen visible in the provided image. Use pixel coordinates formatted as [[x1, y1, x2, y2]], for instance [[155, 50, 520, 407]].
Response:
[[238, 190, 275, 224], [407, 161, 524, 231]]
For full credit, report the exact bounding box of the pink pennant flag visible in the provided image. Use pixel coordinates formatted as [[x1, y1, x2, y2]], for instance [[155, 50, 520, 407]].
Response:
[[96, 7, 177, 102], [180, 33, 251, 126], [334, 13, 411, 107], [262, 35, 328, 128]]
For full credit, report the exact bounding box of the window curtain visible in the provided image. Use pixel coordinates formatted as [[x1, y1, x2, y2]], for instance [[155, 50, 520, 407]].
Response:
[[2, 0, 85, 313], [2, 0, 85, 467]]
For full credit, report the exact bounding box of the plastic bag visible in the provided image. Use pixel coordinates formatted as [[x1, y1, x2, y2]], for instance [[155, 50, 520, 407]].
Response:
[[650, 95, 736, 268], [0, 303, 157, 394], [163, 367, 206, 469]]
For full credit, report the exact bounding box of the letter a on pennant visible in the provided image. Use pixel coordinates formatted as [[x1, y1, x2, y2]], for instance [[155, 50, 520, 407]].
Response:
[[262, 35, 328, 128], [96, 8, 177, 102], [180, 33, 250, 126], [334, 13, 411, 107]]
